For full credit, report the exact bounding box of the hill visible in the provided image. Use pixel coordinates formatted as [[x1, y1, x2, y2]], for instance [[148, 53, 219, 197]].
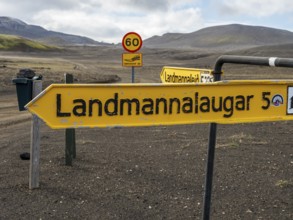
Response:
[[0, 17, 108, 46], [228, 43, 293, 57], [0, 34, 60, 51], [144, 24, 293, 51]]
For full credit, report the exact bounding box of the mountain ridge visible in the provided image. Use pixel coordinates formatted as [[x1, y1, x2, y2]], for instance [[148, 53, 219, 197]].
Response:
[[0, 16, 109, 46], [144, 24, 293, 51], [1, 17, 293, 51]]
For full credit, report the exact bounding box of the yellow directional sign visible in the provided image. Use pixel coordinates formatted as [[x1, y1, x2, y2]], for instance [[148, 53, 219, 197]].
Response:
[[122, 53, 142, 67], [25, 80, 293, 129], [160, 66, 213, 83]]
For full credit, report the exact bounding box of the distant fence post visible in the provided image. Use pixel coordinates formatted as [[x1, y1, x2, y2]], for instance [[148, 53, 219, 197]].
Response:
[[65, 73, 76, 166], [29, 80, 42, 189]]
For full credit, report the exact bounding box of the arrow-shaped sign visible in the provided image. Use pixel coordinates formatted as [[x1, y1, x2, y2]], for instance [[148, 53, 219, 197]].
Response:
[[160, 66, 214, 83], [25, 81, 293, 129]]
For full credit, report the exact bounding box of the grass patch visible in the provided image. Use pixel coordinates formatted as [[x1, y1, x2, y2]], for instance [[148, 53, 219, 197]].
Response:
[[77, 139, 96, 145], [217, 132, 253, 148], [0, 34, 60, 51], [275, 180, 293, 188], [217, 132, 268, 148]]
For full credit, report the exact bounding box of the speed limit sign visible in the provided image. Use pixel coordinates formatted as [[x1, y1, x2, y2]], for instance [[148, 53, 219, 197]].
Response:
[[122, 32, 143, 53]]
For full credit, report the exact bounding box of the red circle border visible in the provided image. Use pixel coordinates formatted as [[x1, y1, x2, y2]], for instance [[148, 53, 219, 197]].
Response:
[[122, 32, 143, 53]]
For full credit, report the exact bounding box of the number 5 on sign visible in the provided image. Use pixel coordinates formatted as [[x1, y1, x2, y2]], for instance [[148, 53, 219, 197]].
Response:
[[122, 32, 143, 53]]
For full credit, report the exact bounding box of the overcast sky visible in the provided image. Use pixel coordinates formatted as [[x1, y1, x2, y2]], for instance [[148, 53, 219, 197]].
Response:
[[0, 0, 292, 43]]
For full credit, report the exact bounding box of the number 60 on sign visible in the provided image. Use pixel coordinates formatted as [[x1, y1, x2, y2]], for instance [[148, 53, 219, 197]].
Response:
[[122, 32, 142, 53]]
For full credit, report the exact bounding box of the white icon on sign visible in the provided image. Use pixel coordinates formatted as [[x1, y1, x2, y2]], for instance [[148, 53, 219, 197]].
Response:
[[272, 95, 283, 107]]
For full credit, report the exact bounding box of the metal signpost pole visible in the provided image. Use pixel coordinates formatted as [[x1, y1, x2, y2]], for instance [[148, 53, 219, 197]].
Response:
[[65, 73, 76, 166], [29, 80, 42, 189], [132, 66, 135, 83], [202, 71, 222, 220], [202, 55, 293, 220]]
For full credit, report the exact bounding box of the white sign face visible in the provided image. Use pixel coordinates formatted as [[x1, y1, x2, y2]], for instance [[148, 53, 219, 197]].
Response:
[[200, 73, 214, 83], [287, 87, 293, 114]]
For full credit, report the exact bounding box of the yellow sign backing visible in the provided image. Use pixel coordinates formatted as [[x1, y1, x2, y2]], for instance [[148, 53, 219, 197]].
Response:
[[122, 53, 142, 67], [26, 80, 293, 129], [160, 66, 213, 83]]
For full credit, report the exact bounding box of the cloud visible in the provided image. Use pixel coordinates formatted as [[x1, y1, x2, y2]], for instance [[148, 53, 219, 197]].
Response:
[[101, 0, 169, 12], [218, 0, 293, 17], [0, 0, 81, 14], [27, 0, 203, 43], [0, 0, 203, 43], [99, 0, 199, 13], [32, 10, 124, 43], [7, 0, 293, 44]]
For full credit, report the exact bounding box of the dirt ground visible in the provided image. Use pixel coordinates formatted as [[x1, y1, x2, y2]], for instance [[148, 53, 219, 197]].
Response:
[[0, 46, 292, 219]]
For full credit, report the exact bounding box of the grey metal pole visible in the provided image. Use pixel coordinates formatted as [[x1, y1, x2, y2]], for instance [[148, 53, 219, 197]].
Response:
[[213, 55, 293, 73], [132, 66, 135, 83], [202, 55, 293, 220], [65, 73, 76, 166], [29, 80, 42, 189], [202, 72, 222, 220]]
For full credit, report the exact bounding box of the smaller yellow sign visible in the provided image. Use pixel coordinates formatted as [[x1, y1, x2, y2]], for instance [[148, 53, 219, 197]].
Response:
[[160, 66, 213, 83], [122, 53, 143, 67]]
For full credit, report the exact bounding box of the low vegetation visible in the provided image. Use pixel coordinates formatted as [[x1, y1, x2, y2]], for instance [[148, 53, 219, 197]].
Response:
[[275, 179, 293, 188], [0, 34, 60, 51]]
